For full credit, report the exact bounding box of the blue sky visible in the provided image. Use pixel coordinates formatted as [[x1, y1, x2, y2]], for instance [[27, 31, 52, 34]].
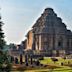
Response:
[[0, 0, 72, 44]]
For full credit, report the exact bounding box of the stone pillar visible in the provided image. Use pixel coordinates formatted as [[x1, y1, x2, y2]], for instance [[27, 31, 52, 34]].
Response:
[[35, 41, 38, 50], [54, 35, 61, 56], [20, 54, 23, 64], [54, 35, 58, 50], [69, 39, 72, 53], [25, 55, 28, 66], [39, 35, 41, 50], [50, 35, 53, 50], [63, 36, 67, 49], [30, 55, 33, 65], [32, 35, 35, 50], [69, 39, 72, 50], [70, 39, 72, 53]]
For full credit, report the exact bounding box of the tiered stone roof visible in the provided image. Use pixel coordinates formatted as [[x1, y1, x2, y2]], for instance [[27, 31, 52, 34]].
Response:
[[32, 8, 70, 35]]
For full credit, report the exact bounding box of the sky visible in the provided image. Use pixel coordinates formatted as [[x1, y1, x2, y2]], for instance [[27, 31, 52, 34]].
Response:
[[0, 0, 72, 44]]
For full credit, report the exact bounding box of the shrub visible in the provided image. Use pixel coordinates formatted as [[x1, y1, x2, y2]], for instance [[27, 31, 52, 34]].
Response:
[[51, 57, 58, 63], [39, 57, 44, 60]]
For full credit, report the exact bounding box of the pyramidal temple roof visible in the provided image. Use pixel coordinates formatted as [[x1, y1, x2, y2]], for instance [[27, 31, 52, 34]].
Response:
[[32, 8, 72, 35]]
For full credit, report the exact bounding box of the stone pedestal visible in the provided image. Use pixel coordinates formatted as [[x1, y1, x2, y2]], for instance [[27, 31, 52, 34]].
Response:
[[52, 50, 57, 57], [59, 50, 65, 57]]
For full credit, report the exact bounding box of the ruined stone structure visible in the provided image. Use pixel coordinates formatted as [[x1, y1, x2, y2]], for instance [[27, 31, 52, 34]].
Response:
[[26, 30, 33, 50], [26, 8, 72, 56]]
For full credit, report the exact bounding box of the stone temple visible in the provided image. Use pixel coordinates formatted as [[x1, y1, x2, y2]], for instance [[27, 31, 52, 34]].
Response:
[[25, 8, 72, 56]]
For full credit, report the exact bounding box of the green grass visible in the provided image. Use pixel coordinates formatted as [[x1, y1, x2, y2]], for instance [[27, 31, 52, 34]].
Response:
[[40, 57, 54, 64], [39, 57, 72, 72], [39, 57, 72, 65], [11, 57, 72, 72]]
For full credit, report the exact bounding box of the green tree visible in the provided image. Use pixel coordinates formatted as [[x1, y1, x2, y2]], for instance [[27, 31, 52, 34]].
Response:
[[0, 16, 5, 50], [0, 15, 11, 72]]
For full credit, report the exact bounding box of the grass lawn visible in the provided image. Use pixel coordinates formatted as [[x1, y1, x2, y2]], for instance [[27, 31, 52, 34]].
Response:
[[39, 57, 72, 65], [11, 57, 72, 72]]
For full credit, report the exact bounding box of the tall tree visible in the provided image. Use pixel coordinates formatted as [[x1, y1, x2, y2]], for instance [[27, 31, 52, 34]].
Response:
[[0, 15, 5, 50], [0, 14, 11, 72]]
